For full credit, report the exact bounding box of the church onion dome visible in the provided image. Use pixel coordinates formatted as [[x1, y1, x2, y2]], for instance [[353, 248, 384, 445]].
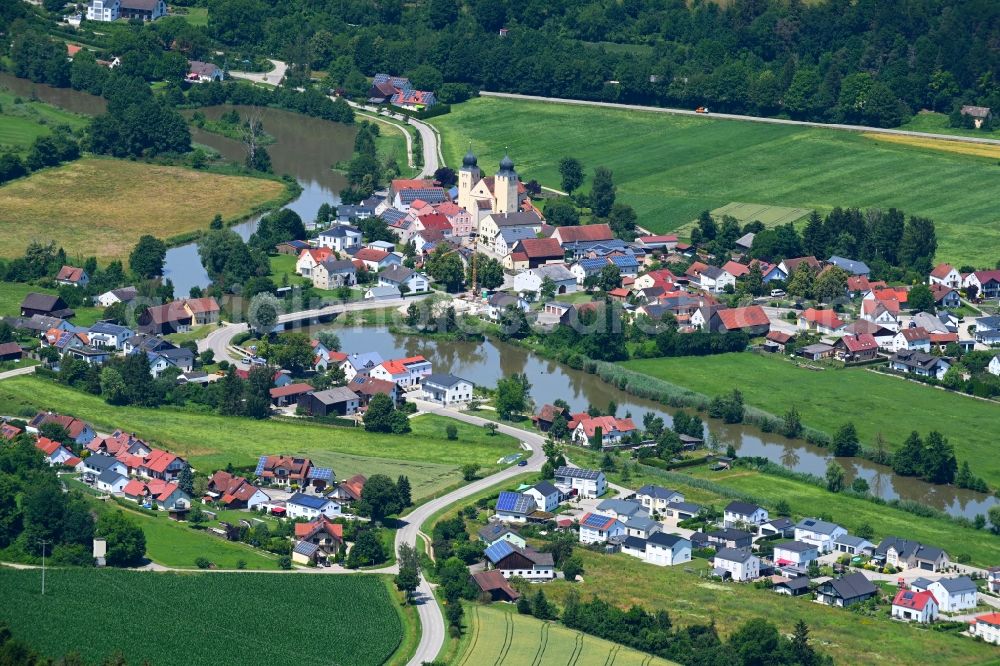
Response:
[[498, 153, 516, 176], [462, 148, 478, 168]]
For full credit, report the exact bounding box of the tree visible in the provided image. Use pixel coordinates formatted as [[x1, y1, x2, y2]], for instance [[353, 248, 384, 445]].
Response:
[[484, 422, 498, 436], [893, 431, 923, 477], [544, 198, 580, 227], [426, 245, 464, 292], [813, 267, 848, 303], [558, 157, 584, 194], [248, 293, 281, 334], [590, 167, 616, 217], [494, 374, 530, 420], [395, 543, 420, 602], [831, 422, 860, 457], [781, 406, 802, 439], [364, 393, 397, 433], [774, 499, 791, 516], [445, 424, 459, 441], [396, 476, 412, 508], [855, 523, 874, 540], [549, 414, 569, 440], [531, 589, 556, 620], [851, 477, 869, 494], [347, 528, 386, 567], [96, 512, 146, 567], [472, 255, 504, 291], [433, 166, 457, 187], [608, 203, 637, 240], [921, 431, 957, 484], [907, 283, 935, 313], [562, 555, 584, 582], [359, 474, 402, 521], [597, 264, 621, 292], [129, 235, 167, 279], [825, 460, 845, 493], [461, 463, 480, 481], [990, 506, 1000, 535]]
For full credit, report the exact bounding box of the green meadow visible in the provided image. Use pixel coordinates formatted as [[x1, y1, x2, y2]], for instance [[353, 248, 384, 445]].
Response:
[[434, 96, 1000, 265]]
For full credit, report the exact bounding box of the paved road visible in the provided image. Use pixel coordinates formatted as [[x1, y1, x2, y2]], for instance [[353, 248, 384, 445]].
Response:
[[479, 91, 1000, 146], [228, 59, 287, 86], [346, 101, 441, 177], [395, 400, 546, 665], [0, 365, 37, 381]]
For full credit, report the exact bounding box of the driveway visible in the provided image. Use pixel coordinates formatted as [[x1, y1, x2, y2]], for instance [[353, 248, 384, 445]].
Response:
[[227, 59, 287, 86]]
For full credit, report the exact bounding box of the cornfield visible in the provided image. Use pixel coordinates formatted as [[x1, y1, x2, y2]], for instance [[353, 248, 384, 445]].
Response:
[[0, 568, 402, 666]]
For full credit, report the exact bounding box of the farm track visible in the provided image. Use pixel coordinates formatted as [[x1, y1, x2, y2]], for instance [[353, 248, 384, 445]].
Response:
[[531, 620, 549, 666]]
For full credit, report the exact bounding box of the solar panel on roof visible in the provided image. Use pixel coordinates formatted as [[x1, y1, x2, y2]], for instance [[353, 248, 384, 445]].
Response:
[[484, 540, 515, 563], [582, 513, 612, 529], [308, 467, 333, 480], [253, 456, 267, 476]]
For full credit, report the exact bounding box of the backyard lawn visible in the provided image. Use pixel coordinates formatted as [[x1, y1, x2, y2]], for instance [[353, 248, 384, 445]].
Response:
[[622, 353, 1000, 486], [542, 553, 997, 665], [0, 568, 402, 666], [0, 158, 290, 262], [0, 376, 520, 500], [434, 97, 1000, 265]]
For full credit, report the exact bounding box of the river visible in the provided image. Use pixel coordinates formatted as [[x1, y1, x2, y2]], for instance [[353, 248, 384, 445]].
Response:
[[0, 74, 355, 297], [3, 73, 992, 521], [323, 325, 997, 520]]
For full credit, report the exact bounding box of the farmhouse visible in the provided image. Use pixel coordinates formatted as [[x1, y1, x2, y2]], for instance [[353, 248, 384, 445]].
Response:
[[495, 491, 537, 523], [833, 333, 879, 362], [889, 350, 951, 380], [207, 471, 270, 509], [20, 293, 74, 319], [478, 523, 526, 549], [55, 265, 89, 288], [484, 540, 555, 580], [571, 416, 637, 447], [471, 570, 521, 602], [254, 455, 333, 491], [292, 516, 344, 565]]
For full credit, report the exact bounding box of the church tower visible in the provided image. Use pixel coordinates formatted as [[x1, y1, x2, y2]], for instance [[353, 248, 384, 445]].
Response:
[[493, 153, 518, 214], [457, 146, 480, 213]]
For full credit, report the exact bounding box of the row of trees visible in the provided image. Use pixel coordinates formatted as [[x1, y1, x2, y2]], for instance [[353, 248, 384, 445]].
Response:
[[0, 128, 80, 186]]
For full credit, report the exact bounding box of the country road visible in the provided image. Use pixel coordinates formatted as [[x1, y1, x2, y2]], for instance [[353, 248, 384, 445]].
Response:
[[345, 102, 442, 178], [479, 91, 1000, 146]]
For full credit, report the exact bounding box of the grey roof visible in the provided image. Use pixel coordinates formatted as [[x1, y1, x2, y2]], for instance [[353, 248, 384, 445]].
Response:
[[380, 208, 408, 225], [700, 266, 726, 280], [735, 232, 755, 248], [85, 454, 121, 472], [825, 572, 877, 600], [97, 469, 126, 485], [532, 264, 575, 282], [827, 256, 871, 275], [623, 515, 657, 532], [764, 517, 794, 530], [910, 577, 934, 590], [833, 534, 871, 548], [530, 481, 559, 497], [478, 523, 518, 543], [89, 322, 132, 336], [310, 387, 359, 405], [596, 499, 646, 518], [622, 535, 648, 551], [366, 286, 400, 298], [715, 547, 755, 564], [319, 225, 362, 238], [499, 226, 537, 244], [800, 343, 835, 354], [423, 373, 470, 389], [320, 259, 357, 273], [776, 576, 811, 590], [795, 518, 844, 536], [933, 576, 976, 593], [636, 485, 681, 500], [775, 541, 817, 553], [891, 350, 948, 371], [666, 501, 702, 515], [725, 501, 763, 516], [379, 266, 416, 283], [709, 528, 753, 542], [488, 211, 542, 228], [647, 532, 689, 548], [488, 293, 522, 308]]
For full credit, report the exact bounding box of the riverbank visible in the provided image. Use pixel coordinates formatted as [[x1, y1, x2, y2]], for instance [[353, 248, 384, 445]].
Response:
[[0, 156, 293, 262]]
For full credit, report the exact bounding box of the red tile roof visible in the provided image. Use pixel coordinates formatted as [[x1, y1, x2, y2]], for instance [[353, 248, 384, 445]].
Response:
[[801, 308, 845, 330], [269, 383, 314, 399], [717, 305, 770, 331], [56, 265, 85, 282], [929, 263, 956, 279], [637, 234, 677, 244], [35, 437, 63, 455], [184, 297, 220, 314], [392, 178, 434, 192], [418, 213, 452, 232], [930, 284, 957, 302], [294, 515, 344, 540], [300, 248, 334, 264], [517, 237, 563, 259], [722, 261, 750, 278], [577, 416, 636, 438], [580, 512, 618, 531], [783, 256, 821, 273], [974, 613, 1000, 627], [122, 479, 147, 497], [354, 248, 390, 263], [259, 455, 311, 480], [0, 424, 22, 440], [337, 474, 367, 501], [555, 224, 614, 243], [766, 330, 793, 344], [929, 332, 958, 344], [840, 333, 878, 352], [898, 327, 930, 342], [142, 449, 179, 474], [892, 589, 936, 611]]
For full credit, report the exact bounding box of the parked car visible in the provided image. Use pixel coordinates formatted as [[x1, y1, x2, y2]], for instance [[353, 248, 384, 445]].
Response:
[[517, 459, 528, 467], [770, 289, 786, 297], [695, 106, 709, 114]]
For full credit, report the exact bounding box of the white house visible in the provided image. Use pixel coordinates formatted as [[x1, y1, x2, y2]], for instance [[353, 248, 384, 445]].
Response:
[[891, 589, 939, 623], [34, 438, 77, 467], [554, 466, 606, 498], [512, 264, 578, 297], [96, 469, 129, 494], [578, 512, 625, 544], [296, 248, 335, 278], [86, 0, 119, 21], [484, 540, 555, 581], [369, 356, 432, 388], [378, 266, 429, 293], [95, 287, 137, 308], [286, 493, 341, 520], [794, 518, 847, 554], [713, 548, 760, 581], [87, 322, 134, 350], [893, 327, 932, 353], [773, 541, 819, 573], [523, 481, 560, 513], [987, 355, 1000, 377], [724, 501, 769, 528], [929, 264, 962, 289], [571, 416, 637, 447], [634, 485, 685, 515], [928, 577, 978, 613], [644, 533, 692, 566], [697, 266, 736, 293], [82, 454, 127, 481], [421, 373, 474, 406], [889, 350, 951, 380], [970, 614, 1000, 645], [316, 225, 363, 252], [495, 491, 536, 523]]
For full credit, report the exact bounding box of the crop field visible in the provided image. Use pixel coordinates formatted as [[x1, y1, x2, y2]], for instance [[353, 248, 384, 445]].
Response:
[[622, 353, 1000, 487], [434, 97, 1000, 265], [0, 157, 289, 262], [0, 376, 519, 500], [0, 568, 402, 666], [541, 554, 997, 665], [671, 201, 812, 237], [862, 133, 1000, 160], [459, 605, 677, 666]]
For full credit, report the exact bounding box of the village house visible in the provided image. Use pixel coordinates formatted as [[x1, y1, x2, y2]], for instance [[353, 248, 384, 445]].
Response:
[[550, 224, 615, 257], [512, 263, 578, 297], [137, 302, 192, 335], [328, 474, 367, 505], [96, 469, 129, 493], [794, 518, 847, 553], [523, 481, 561, 513], [349, 376, 400, 406], [634, 485, 685, 515], [121, 479, 190, 512], [421, 373, 474, 406], [286, 492, 341, 520], [595, 499, 647, 522], [706, 528, 754, 550], [633, 234, 678, 251], [974, 315, 1000, 344], [970, 614, 1000, 645], [495, 491, 537, 523], [892, 589, 939, 623], [623, 514, 661, 540], [779, 256, 822, 277], [578, 512, 626, 544], [833, 534, 874, 556], [340, 352, 384, 382], [378, 266, 429, 293], [83, 454, 128, 481], [571, 415, 637, 447], [697, 305, 770, 336], [623, 533, 692, 566], [87, 322, 134, 350], [471, 570, 521, 602], [55, 265, 89, 288], [95, 286, 138, 308], [724, 501, 769, 528], [964, 270, 1000, 301], [21, 293, 74, 319], [927, 576, 978, 612], [30, 412, 96, 446], [929, 263, 963, 289], [503, 237, 564, 270], [302, 387, 360, 417], [762, 330, 794, 353], [292, 516, 344, 565], [875, 537, 949, 571], [316, 225, 363, 252], [485, 293, 529, 322], [369, 355, 432, 388], [798, 308, 846, 335], [478, 523, 527, 549], [353, 247, 403, 272], [713, 548, 759, 581], [311, 259, 358, 290], [484, 540, 555, 580], [34, 437, 79, 468], [826, 256, 870, 276], [206, 471, 270, 509], [889, 350, 951, 380], [269, 383, 314, 408], [833, 333, 879, 362], [773, 576, 811, 597], [554, 466, 606, 498], [930, 284, 962, 309], [254, 455, 333, 491], [759, 518, 795, 538], [894, 327, 932, 353], [296, 248, 335, 278], [531, 404, 571, 432], [772, 541, 818, 576], [186, 60, 223, 83], [816, 572, 878, 607]]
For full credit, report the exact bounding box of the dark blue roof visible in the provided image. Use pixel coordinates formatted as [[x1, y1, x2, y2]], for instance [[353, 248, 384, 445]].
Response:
[[289, 492, 331, 509], [496, 491, 534, 514], [399, 188, 447, 204], [556, 466, 602, 481], [484, 539, 515, 564], [253, 455, 268, 476], [293, 541, 319, 557], [307, 467, 333, 481], [607, 255, 639, 269], [647, 532, 689, 548]]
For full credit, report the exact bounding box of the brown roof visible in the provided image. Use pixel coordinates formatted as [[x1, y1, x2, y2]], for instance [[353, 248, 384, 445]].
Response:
[[0, 342, 22, 356], [143, 302, 192, 325], [929, 263, 956, 279], [516, 237, 563, 259], [783, 256, 821, 273], [337, 474, 367, 501], [269, 383, 314, 399], [184, 297, 220, 314], [899, 327, 930, 341], [765, 330, 793, 344], [471, 570, 521, 600], [555, 224, 614, 243], [839, 333, 878, 352], [56, 266, 85, 282], [351, 376, 397, 397]]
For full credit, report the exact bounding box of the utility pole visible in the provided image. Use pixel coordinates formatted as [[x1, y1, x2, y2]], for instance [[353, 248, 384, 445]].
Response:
[[38, 539, 50, 595]]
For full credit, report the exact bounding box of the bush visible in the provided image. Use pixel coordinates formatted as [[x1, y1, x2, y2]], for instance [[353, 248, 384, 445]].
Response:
[[278, 555, 293, 569], [446, 424, 458, 440], [195, 557, 211, 569]]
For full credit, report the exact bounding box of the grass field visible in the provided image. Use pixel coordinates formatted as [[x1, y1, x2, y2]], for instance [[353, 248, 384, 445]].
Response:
[[899, 110, 1000, 139], [541, 553, 995, 665], [178, 6, 208, 24], [434, 97, 1000, 265], [863, 132, 1000, 160], [0, 157, 289, 262], [0, 281, 103, 324], [0, 376, 520, 500], [0, 88, 89, 152], [671, 201, 813, 237], [621, 353, 1000, 486], [458, 604, 678, 666], [0, 568, 402, 666]]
